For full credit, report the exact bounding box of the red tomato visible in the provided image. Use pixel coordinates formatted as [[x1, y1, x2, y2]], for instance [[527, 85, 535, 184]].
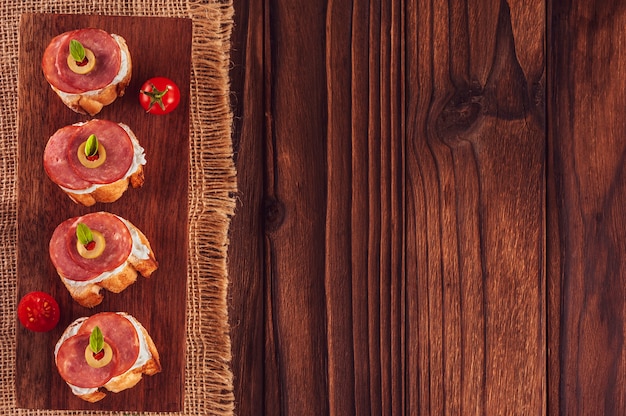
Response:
[[17, 291, 60, 332], [139, 77, 181, 115]]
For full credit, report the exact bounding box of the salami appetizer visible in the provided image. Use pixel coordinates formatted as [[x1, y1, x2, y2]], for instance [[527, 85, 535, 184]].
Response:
[[49, 212, 158, 308], [43, 119, 145, 206], [55, 312, 161, 403], [42, 28, 132, 115]]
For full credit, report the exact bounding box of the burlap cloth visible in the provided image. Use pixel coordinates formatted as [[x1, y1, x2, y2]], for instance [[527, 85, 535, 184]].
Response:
[[1, 1, 237, 415]]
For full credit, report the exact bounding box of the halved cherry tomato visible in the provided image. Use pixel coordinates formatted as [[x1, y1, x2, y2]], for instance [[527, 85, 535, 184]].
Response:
[[139, 77, 181, 115], [17, 291, 60, 332]]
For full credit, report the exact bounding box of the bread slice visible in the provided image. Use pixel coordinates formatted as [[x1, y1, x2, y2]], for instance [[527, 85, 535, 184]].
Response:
[[65, 163, 144, 207], [56, 313, 161, 403], [59, 218, 158, 308], [51, 34, 132, 116], [77, 317, 161, 403], [61, 122, 145, 207], [100, 323, 161, 394]]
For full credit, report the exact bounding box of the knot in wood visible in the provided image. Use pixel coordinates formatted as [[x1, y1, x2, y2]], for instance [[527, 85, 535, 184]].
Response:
[[264, 197, 285, 232], [436, 88, 483, 137]]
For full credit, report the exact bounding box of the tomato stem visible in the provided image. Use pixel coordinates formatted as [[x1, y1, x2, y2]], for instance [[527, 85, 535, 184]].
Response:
[[141, 83, 169, 112]]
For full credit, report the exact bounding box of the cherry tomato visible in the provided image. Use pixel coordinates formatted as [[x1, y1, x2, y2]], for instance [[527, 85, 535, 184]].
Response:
[[17, 291, 60, 332], [139, 77, 181, 115]]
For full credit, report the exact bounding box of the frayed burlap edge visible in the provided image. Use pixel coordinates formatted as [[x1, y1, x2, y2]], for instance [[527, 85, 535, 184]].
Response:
[[184, 1, 237, 416], [0, 1, 237, 415]]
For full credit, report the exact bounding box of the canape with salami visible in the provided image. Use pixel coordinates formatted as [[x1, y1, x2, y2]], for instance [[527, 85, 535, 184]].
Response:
[[55, 312, 161, 403], [43, 119, 145, 206], [49, 212, 158, 308], [42, 28, 131, 115]]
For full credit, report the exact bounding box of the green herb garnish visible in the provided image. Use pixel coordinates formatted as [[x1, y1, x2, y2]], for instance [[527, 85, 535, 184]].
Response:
[[76, 222, 93, 245], [90, 326, 104, 354], [69, 39, 86, 62], [85, 134, 98, 157]]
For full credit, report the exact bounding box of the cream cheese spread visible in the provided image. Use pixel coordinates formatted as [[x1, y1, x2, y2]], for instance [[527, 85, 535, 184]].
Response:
[[62, 216, 151, 288], [54, 313, 154, 397], [60, 123, 146, 195], [54, 33, 130, 99]]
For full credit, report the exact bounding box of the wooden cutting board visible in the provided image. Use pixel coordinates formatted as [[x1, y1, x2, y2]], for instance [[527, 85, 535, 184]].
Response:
[[16, 13, 191, 412]]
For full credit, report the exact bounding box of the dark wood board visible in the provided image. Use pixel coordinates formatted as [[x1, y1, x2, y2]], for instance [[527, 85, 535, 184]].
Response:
[[16, 13, 191, 412], [230, 0, 626, 414], [549, 2, 626, 414], [228, 0, 546, 414]]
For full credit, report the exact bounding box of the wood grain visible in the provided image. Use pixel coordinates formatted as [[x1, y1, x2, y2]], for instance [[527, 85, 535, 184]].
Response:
[[228, 1, 266, 415], [229, 0, 626, 414], [230, 0, 546, 414], [405, 0, 545, 413], [549, 1, 626, 414], [16, 13, 191, 412]]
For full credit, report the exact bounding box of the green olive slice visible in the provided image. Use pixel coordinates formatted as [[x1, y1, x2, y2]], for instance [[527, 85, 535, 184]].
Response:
[[77, 141, 107, 168], [76, 230, 106, 259], [67, 48, 96, 74], [84, 341, 113, 368]]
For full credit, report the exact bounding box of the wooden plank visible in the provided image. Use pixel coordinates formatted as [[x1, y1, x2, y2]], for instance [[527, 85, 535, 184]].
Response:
[[325, 1, 405, 415], [404, 0, 546, 413], [227, 1, 267, 415], [228, 0, 548, 414], [324, 0, 357, 414], [16, 13, 190, 412], [549, 1, 626, 414], [261, 0, 330, 413]]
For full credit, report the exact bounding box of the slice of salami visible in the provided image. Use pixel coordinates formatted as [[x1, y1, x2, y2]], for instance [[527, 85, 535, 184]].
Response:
[[42, 28, 121, 94], [78, 312, 140, 376], [66, 212, 132, 274], [42, 32, 73, 92], [56, 333, 119, 388], [66, 120, 134, 184], [49, 218, 101, 282], [43, 124, 92, 191]]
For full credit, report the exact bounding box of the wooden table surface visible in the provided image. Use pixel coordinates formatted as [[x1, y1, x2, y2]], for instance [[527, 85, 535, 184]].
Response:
[[227, 1, 626, 414]]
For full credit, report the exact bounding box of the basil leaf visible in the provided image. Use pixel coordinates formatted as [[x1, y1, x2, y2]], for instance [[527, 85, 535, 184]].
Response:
[[76, 222, 93, 245], [85, 134, 98, 157], [69, 39, 86, 62], [90, 326, 104, 353]]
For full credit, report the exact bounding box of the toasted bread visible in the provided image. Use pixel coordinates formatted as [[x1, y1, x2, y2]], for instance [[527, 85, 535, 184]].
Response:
[[100, 323, 161, 395], [51, 34, 132, 116], [64, 164, 145, 207], [59, 122, 146, 207], [56, 313, 161, 403], [59, 218, 158, 308]]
